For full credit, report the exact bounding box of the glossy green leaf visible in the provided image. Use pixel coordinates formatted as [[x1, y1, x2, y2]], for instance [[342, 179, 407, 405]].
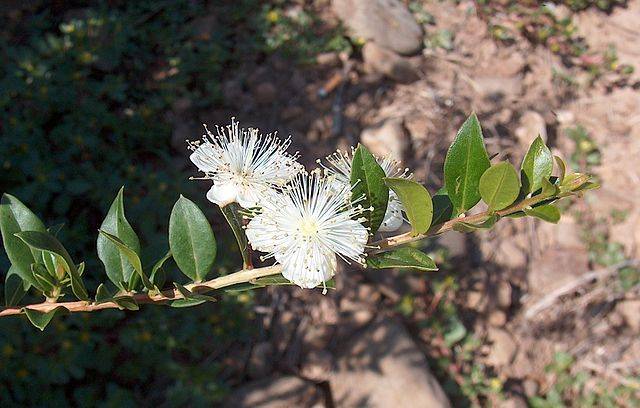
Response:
[[98, 230, 153, 290], [367, 247, 438, 271], [350, 144, 389, 234], [173, 282, 215, 301], [24, 306, 66, 331], [453, 214, 499, 232], [171, 298, 206, 308], [5, 266, 29, 306], [15, 231, 88, 300], [524, 205, 560, 223], [95, 283, 113, 303], [169, 196, 217, 282], [539, 177, 559, 198], [31, 263, 57, 294], [113, 296, 139, 311], [444, 113, 491, 215], [97, 187, 141, 290], [554, 156, 567, 184], [431, 187, 453, 226], [521, 135, 553, 194], [150, 251, 171, 289], [384, 178, 432, 236], [479, 162, 520, 211], [0, 194, 47, 285]]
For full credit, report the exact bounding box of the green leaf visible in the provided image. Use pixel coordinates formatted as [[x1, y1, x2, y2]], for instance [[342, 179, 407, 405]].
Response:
[[97, 187, 141, 290], [98, 230, 153, 290], [24, 306, 66, 331], [350, 144, 389, 234], [384, 178, 432, 236], [5, 266, 29, 306], [554, 156, 567, 184], [173, 282, 216, 301], [171, 298, 206, 308], [431, 187, 453, 226], [479, 162, 520, 212], [453, 214, 499, 232], [521, 135, 553, 194], [95, 283, 113, 303], [31, 263, 57, 293], [150, 251, 171, 289], [444, 113, 491, 215], [524, 205, 560, 223], [14, 231, 88, 300], [169, 196, 217, 282], [367, 247, 438, 271], [0, 194, 46, 285], [539, 177, 559, 199], [112, 296, 139, 311]]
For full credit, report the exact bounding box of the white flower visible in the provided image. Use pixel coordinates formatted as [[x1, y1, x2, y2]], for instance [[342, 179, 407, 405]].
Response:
[[188, 118, 303, 208], [245, 171, 369, 290], [322, 148, 411, 232]]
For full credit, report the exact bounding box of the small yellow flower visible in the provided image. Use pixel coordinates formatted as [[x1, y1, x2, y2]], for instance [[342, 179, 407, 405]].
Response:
[[266, 10, 279, 23]]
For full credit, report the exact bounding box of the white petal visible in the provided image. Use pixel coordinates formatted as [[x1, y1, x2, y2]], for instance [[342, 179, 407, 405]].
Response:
[[245, 213, 278, 253], [235, 185, 274, 209], [280, 246, 336, 289], [190, 142, 221, 173], [378, 197, 404, 232], [205, 182, 238, 207]]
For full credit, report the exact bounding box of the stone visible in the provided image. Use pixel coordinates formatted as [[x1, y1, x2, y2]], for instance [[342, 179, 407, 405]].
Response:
[[515, 111, 547, 147], [523, 379, 539, 397], [497, 281, 513, 309], [248, 341, 274, 379], [486, 328, 517, 367], [331, 318, 451, 407], [489, 310, 507, 327], [225, 376, 322, 407], [616, 300, 640, 332], [438, 232, 467, 258], [362, 42, 420, 83], [360, 118, 409, 161], [474, 76, 523, 101], [316, 51, 341, 66], [500, 396, 528, 408], [494, 240, 527, 270], [527, 247, 589, 296], [332, 0, 423, 55]]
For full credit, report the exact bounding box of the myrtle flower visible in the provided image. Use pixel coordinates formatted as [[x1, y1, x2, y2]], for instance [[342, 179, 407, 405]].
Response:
[[245, 170, 369, 290], [188, 118, 303, 208], [323, 148, 411, 232]]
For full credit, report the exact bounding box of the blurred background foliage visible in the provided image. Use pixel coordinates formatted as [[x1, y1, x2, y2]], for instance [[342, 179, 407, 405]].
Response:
[[0, 0, 344, 405]]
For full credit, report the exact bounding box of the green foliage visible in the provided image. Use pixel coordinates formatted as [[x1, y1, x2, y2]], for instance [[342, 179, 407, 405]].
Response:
[[169, 196, 217, 282], [479, 162, 520, 211], [351, 144, 390, 234], [384, 178, 433, 235], [367, 247, 438, 271], [97, 188, 141, 291], [23, 307, 67, 331], [521, 135, 553, 194], [524, 204, 561, 223], [444, 113, 491, 215], [98, 230, 153, 291]]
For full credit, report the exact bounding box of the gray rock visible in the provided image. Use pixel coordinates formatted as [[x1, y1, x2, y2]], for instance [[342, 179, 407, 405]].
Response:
[[225, 376, 322, 407], [486, 328, 517, 367], [515, 111, 547, 147], [331, 317, 451, 407], [362, 42, 420, 83], [332, 0, 423, 55], [616, 300, 640, 332], [360, 118, 409, 161]]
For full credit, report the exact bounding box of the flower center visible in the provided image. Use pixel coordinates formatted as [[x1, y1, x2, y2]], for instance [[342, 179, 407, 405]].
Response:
[[299, 218, 319, 237]]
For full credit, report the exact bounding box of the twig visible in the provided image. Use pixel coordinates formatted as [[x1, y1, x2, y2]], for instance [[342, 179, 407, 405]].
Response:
[[0, 265, 283, 317], [524, 260, 639, 319], [580, 360, 640, 390]]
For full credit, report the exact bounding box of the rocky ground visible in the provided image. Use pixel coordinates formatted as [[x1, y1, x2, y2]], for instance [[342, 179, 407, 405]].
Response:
[[176, 1, 640, 406]]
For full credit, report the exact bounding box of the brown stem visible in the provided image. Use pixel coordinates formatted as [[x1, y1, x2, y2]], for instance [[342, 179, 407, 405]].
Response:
[[0, 192, 553, 318], [0, 265, 283, 317]]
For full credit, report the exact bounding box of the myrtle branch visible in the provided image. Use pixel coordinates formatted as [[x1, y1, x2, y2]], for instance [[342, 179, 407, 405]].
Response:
[[0, 188, 563, 318]]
